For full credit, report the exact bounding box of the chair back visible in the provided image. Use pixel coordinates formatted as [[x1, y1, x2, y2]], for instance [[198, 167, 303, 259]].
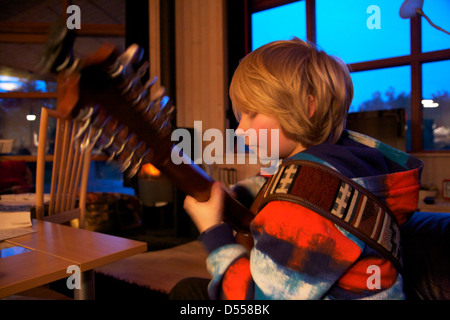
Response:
[[35, 107, 92, 228]]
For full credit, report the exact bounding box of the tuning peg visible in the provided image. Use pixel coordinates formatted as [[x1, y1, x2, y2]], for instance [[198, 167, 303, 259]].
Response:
[[126, 154, 145, 178], [107, 131, 133, 162], [116, 135, 132, 155], [120, 152, 134, 172], [150, 86, 167, 104], [55, 56, 71, 72], [109, 44, 144, 82], [107, 151, 117, 162], [77, 108, 110, 150], [75, 115, 91, 141], [65, 57, 81, 75], [73, 106, 94, 124], [120, 141, 143, 172], [159, 96, 174, 117], [152, 96, 174, 129], [86, 115, 110, 150], [73, 107, 96, 140], [80, 127, 92, 150], [126, 161, 141, 178], [79, 106, 95, 121], [101, 123, 123, 150], [134, 76, 158, 107], [142, 86, 167, 120], [156, 113, 174, 135], [36, 22, 75, 75], [121, 61, 149, 97], [79, 121, 103, 151]]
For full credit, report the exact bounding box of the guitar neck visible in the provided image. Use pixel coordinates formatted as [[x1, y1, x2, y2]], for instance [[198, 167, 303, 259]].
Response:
[[40, 35, 255, 233], [160, 148, 255, 232]]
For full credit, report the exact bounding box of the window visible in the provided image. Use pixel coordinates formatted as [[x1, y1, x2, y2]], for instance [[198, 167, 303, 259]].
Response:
[[249, 0, 450, 152], [0, 98, 56, 155], [0, 66, 57, 154], [316, 0, 410, 64], [0, 72, 56, 93], [422, 60, 450, 150], [350, 66, 411, 113], [0, 65, 57, 154], [421, 0, 450, 53], [251, 1, 306, 50]]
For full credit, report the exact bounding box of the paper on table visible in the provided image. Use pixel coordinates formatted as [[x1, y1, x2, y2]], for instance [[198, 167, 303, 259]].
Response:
[[0, 226, 36, 241], [0, 211, 32, 229], [0, 193, 41, 229]]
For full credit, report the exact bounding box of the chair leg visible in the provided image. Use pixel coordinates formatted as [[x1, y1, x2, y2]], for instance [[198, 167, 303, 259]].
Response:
[[74, 270, 95, 300]]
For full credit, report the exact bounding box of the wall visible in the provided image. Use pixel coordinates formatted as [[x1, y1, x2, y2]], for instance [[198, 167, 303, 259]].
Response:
[[174, 0, 228, 133], [413, 153, 450, 196]]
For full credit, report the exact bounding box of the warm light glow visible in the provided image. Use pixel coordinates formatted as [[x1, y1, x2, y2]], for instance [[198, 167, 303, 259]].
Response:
[[26, 114, 36, 121], [141, 163, 161, 178]]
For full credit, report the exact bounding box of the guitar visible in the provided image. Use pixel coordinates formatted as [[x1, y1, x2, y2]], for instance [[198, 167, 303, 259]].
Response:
[[38, 24, 257, 235]]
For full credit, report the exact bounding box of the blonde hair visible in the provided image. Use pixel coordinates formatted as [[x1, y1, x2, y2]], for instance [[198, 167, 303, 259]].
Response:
[[229, 38, 353, 148]]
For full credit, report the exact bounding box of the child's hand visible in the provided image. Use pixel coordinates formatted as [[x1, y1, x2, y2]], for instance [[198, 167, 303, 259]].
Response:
[[183, 181, 226, 233]]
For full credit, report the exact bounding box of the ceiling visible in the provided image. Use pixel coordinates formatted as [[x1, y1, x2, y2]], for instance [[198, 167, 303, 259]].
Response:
[[0, 0, 126, 77]]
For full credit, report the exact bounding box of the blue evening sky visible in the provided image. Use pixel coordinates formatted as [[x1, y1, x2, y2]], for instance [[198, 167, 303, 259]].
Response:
[[251, 0, 450, 112]]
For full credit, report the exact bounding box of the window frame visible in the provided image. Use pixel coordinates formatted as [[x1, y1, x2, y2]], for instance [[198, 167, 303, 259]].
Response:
[[248, 0, 450, 152]]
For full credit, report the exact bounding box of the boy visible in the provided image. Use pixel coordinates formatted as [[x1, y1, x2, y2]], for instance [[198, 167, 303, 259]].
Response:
[[172, 38, 423, 300]]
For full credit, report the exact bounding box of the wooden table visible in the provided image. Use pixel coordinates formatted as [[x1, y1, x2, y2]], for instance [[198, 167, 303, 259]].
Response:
[[0, 220, 147, 299]]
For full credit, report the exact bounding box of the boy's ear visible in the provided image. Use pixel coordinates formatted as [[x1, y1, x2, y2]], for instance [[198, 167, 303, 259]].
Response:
[[308, 95, 316, 119]]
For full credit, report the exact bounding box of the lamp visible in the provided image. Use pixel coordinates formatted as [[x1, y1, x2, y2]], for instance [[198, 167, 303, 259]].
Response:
[[400, 0, 450, 35], [422, 99, 439, 108], [26, 110, 36, 121]]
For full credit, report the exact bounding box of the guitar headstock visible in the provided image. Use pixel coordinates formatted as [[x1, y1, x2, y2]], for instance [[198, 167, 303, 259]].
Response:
[[36, 20, 76, 75], [39, 23, 175, 178]]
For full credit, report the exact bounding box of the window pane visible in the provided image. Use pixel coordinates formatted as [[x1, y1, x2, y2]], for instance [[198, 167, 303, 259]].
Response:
[[350, 66, 411, 113], [251, 1, 306, 50], [0, 98, 56, 155], [422, 0, 450, 53], [317, 0, 410, 64], [422, 60, 450, 150], [347, 66, 411, 151], [0, 66, 56, 93]]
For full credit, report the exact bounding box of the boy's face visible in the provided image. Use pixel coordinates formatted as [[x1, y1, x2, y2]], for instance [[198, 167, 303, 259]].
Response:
[[236, 112, 305, 159]]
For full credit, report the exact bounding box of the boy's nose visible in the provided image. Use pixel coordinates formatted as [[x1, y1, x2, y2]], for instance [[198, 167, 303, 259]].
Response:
[[236, 114, 250, 131], [236, 122, 246, 132]]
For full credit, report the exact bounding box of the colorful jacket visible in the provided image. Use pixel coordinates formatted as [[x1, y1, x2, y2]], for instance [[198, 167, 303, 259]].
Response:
[[200, 130, 423, 300]]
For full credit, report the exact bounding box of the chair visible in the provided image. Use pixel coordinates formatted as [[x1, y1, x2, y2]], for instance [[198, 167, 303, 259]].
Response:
[[6, 106, 93, 300], [35, 106, 92, 228]]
